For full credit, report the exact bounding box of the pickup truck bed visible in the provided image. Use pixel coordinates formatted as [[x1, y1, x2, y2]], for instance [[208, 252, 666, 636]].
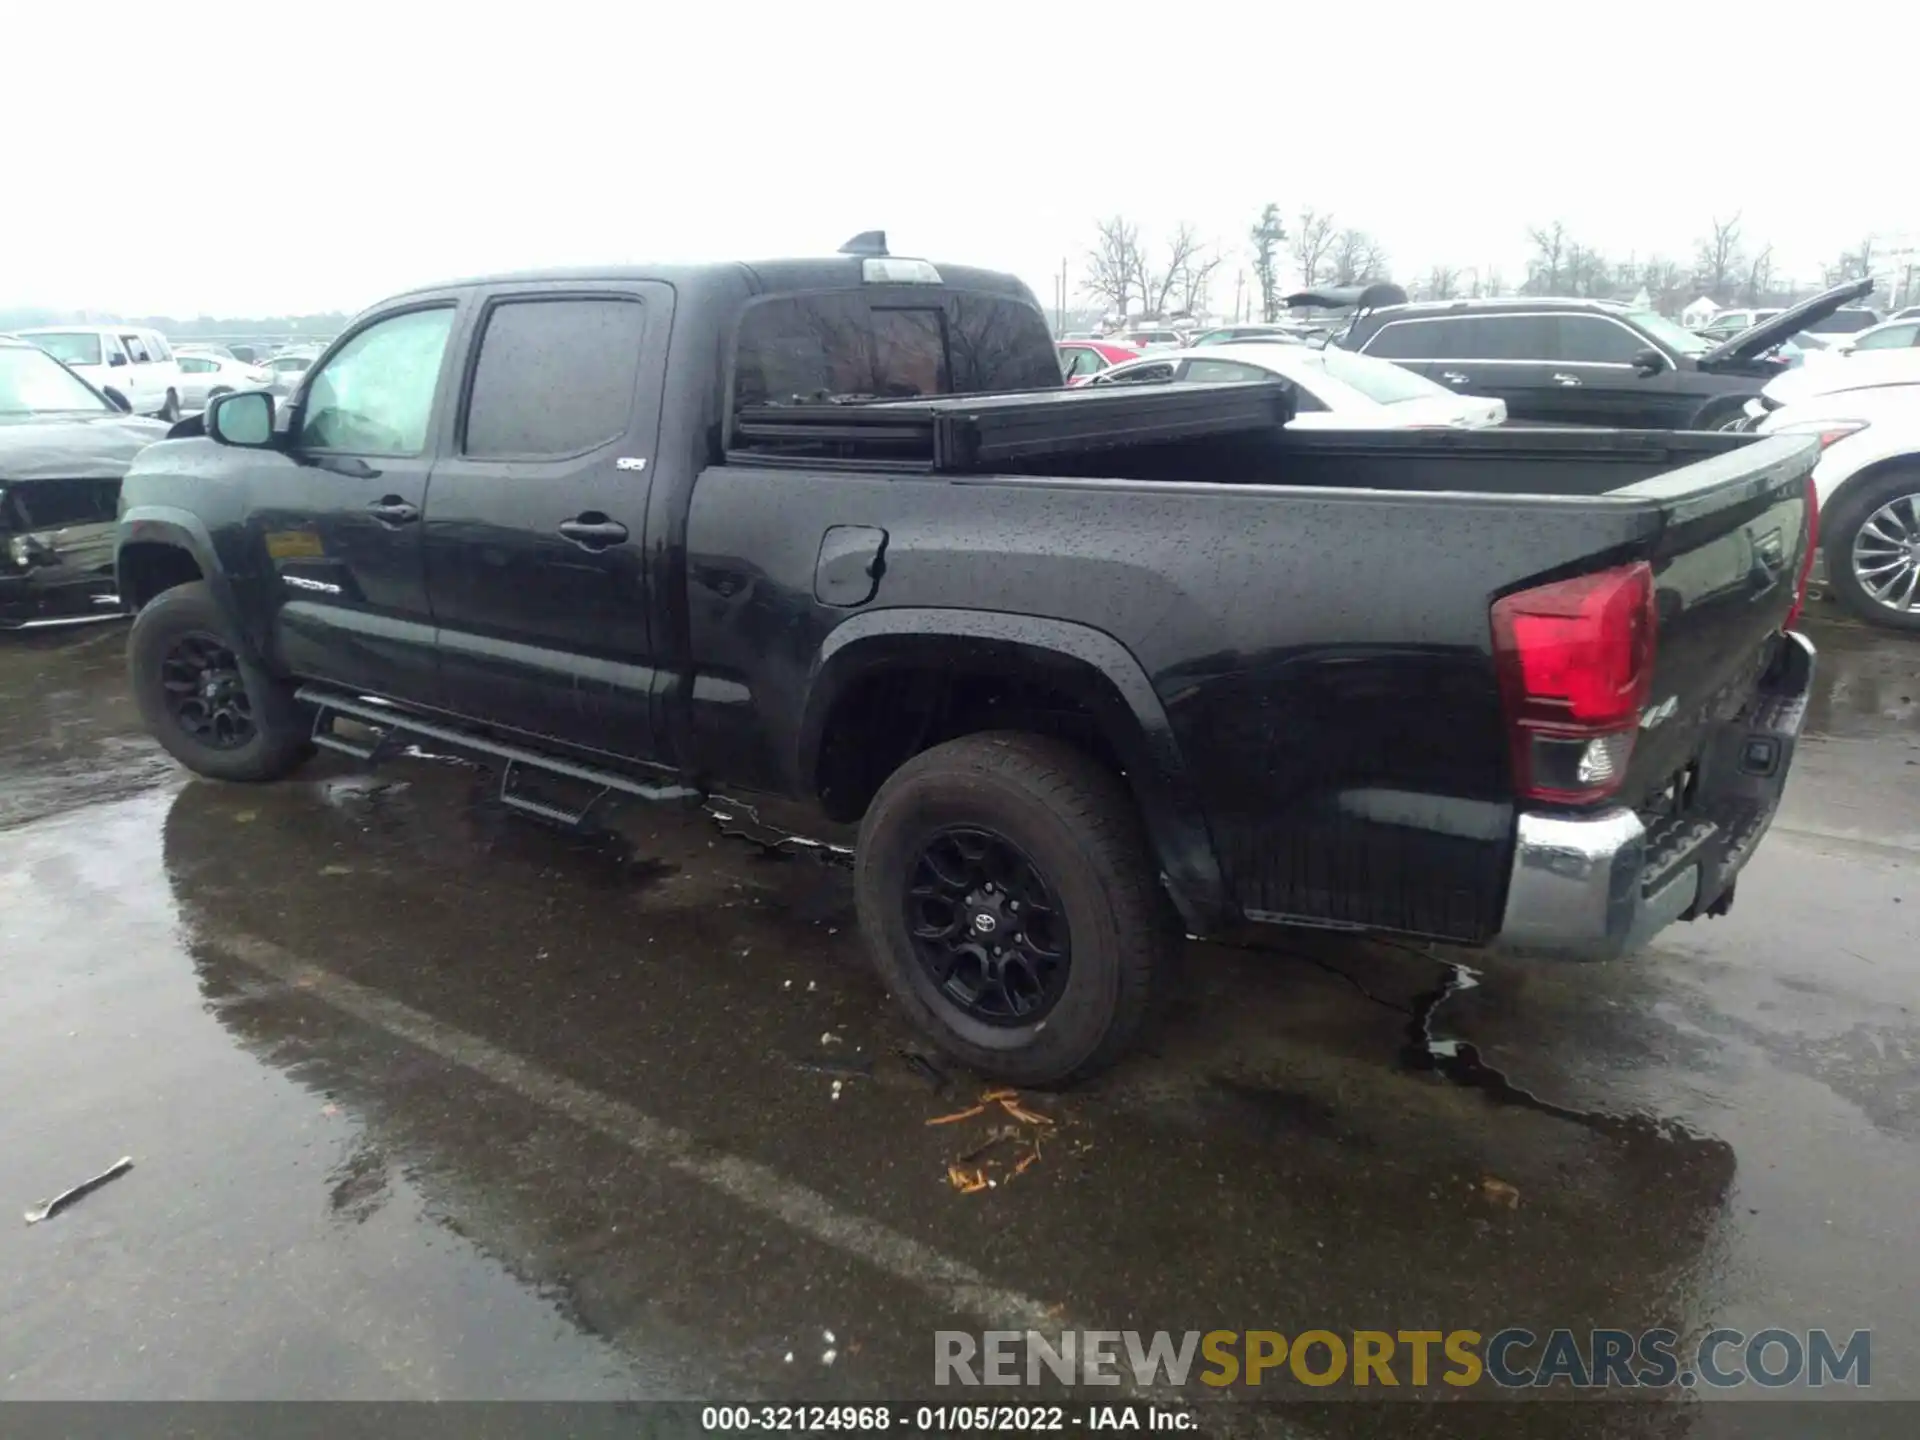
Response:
[[114, 246, 1819, 1084]]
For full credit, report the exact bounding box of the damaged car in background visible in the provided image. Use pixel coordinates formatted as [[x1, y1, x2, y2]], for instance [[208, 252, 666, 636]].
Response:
[[1, 335, 167, 629]]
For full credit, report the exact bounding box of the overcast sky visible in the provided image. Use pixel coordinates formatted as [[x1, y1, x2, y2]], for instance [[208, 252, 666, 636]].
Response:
[[7, 2, 1913, 319]]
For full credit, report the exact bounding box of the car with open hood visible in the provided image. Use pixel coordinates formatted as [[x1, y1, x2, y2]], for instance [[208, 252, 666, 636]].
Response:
[[0, 335, 169, 628], [1340, 278, 1875, 430]]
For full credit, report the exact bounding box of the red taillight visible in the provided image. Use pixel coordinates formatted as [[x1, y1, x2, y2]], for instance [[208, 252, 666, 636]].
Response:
[[1785, 475, 1819, 629], [1491, 562, 1657, 804]]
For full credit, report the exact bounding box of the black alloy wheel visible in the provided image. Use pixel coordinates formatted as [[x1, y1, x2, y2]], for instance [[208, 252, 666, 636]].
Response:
[[159, 631, 257, 750], [905, 826, 1071, 1026]]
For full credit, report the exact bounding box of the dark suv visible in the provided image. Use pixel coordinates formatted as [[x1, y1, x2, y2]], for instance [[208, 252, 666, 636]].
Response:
[[1341, 279, 1873, 430]]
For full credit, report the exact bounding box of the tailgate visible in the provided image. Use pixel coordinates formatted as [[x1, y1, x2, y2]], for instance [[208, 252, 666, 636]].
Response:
[[1608, 433, 1817, 817]]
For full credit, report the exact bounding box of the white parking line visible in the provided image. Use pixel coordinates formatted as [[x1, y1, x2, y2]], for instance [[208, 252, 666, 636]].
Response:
[[203, 928, 1061, 1331]]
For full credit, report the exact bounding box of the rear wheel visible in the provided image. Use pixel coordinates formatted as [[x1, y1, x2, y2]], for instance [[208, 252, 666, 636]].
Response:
[[129, 582, 311, 781], [1693, 396, 1753, 432], [855, 732, 1171, 1087], [1825, 468, 1920, 630]]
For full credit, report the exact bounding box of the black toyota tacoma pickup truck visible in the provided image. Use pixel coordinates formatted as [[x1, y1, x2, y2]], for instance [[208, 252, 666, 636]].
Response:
[[114, 237, 1820, 1085]]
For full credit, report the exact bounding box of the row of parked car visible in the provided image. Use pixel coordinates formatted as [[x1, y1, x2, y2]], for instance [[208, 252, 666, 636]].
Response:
[[1055, 276, 1920, 631], [8, 325, 323, 421]]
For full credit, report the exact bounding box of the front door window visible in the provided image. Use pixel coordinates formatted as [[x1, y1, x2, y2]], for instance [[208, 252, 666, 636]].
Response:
[[296, 308, 455, 456]]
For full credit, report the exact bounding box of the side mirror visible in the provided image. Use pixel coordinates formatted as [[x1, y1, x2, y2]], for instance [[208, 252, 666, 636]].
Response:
[[102, 387, 131, 413], [206, 390, 276, 448], [1631, 347, 1667, 376], [108, 353, 128, 367]]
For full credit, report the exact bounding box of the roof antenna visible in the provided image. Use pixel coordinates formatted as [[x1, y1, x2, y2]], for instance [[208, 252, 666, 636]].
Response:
[[838, 230, 889, 257]]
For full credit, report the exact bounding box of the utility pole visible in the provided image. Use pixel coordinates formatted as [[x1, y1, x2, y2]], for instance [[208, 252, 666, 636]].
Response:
[[1058, 257, 1069, 335], [1234, 269, 1245, 322]]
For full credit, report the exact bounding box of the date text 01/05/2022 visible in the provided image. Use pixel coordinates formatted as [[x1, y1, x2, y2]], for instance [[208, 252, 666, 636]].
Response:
[[699, 1404, 1194, 1431]]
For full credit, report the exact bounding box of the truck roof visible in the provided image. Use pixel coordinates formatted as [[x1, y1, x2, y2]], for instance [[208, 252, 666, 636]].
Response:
[[388, 255, 1040, 304]]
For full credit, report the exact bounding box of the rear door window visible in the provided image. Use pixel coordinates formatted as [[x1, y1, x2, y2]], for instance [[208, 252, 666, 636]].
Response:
[[1555, 316, 1646, 364], [121, 334, 151, 363], [1465, 315, 1557, 361], [1359, 318, 1455, 360], [463, 296, 648, 459]]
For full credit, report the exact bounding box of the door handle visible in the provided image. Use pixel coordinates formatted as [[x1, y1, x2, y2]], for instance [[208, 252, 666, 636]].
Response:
[[1439, 370, 1469, 386], [366, 497, 420, 525], [558, 514, 630, 550], [1552, 372, 1583, 386]]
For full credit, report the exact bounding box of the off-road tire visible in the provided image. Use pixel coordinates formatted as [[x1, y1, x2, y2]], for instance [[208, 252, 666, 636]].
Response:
[[129, 581, 312, 781], [855, 731, 1171, 1087]]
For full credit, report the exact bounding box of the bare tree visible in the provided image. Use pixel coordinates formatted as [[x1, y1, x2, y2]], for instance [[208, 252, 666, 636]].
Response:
[[1483, 265, 1506, 298], [1560, 243, 1612, 298], [1824, 236, 1879, 288], [1082, 215, 1143, 320], [1137, 222, 1207, 319], [1248, 203, 1286, 321], [1525, 221, 1569, 294], [1327, 228, 1387, 286], [1639, 256, 1686, 313], [1694, 214, 1745, 304], [1179, 247, 1224, 316], [1425, 264, 1461, 301], [1290, 209, 1337, 289], [1741, 245, 1775, 306]]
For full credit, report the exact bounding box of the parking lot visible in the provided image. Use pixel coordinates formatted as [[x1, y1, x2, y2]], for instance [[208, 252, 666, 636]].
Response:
[[2, 610, 1916, 1435]]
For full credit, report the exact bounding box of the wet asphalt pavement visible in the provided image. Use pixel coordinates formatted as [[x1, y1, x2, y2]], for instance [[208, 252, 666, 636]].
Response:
[[2, 611, 1917, 1437]]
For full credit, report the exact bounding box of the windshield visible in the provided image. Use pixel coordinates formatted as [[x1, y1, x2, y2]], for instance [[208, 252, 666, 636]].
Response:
[[1624, 310, 1709, 354], [1310, 346, 1448, 404], [0, 345, 113, 415], [25, 331, 103, 367]]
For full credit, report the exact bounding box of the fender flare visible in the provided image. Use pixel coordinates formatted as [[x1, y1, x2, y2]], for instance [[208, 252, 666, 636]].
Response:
[[116, 507, 263, 662], [799, 607, 1232, 931]]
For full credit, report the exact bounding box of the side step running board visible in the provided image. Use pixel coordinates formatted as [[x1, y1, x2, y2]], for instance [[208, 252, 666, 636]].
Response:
[[294, 685, 853, 867]]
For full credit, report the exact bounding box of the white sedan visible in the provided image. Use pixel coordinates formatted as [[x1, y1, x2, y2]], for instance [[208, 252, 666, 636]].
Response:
[[173, 351, 278, 409], [1086, 342, 1506, 428], [1757, 382, 1920, 628]]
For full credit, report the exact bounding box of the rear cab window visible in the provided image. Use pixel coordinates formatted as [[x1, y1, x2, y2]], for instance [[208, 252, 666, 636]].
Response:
[[733, 288, 1059, 409]]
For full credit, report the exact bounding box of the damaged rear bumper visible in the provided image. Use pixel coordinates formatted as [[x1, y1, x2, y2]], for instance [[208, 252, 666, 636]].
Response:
[[1493, 630, 1815, 962]]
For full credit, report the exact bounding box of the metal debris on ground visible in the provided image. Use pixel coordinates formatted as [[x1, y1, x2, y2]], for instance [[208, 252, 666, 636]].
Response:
[[935, 1090, 1060, 1193], [24, 1156, 134, 1225]]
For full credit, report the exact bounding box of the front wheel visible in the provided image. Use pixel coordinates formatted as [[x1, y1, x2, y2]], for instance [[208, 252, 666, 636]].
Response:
[[855, 732, 1172, 1087], [129, 581, 312, 781], [1824, 469, 1920, 630]]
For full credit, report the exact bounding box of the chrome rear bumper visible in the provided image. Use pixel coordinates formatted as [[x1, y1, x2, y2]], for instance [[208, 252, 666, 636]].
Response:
[[1494, 631, 1815, 961]]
